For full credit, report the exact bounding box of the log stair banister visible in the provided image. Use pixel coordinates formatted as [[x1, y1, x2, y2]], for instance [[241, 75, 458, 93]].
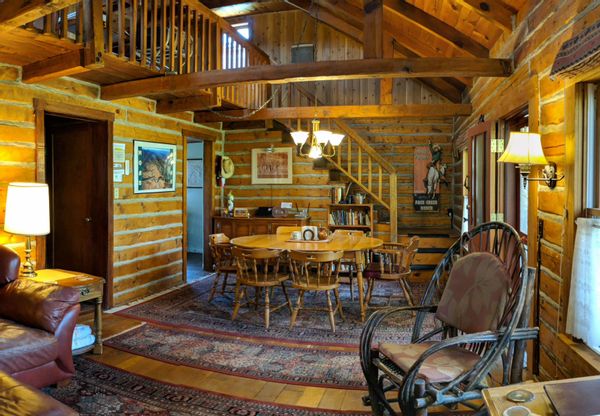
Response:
[[291, 84, 398, 242]]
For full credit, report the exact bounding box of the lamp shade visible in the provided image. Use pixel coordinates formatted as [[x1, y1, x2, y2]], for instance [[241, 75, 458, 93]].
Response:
[[4, 182, 50, 236], [291, 131, 308, 145], [329, 133, 345, 146], [498, 132, 548, 165]]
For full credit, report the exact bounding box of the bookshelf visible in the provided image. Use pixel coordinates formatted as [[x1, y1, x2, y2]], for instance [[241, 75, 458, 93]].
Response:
[[327, 204, 374, 235]]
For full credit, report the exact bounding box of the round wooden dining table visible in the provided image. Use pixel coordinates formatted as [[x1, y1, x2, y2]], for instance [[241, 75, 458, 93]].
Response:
[[230, 233, 384, 321]]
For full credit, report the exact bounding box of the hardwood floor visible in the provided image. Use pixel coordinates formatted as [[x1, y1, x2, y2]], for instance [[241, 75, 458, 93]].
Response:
[[84, 313, 368, 412]]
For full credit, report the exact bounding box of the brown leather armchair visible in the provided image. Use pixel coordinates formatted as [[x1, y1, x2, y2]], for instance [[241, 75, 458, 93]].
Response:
[[0, 245, 80, 388]]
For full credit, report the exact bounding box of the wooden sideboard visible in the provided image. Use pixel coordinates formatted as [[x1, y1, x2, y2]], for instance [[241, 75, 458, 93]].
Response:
[[213, 216, 311, 238]]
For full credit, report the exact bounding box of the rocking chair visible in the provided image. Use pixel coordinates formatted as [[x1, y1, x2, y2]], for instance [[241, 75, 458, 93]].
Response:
[[359, 222, 538, 416]]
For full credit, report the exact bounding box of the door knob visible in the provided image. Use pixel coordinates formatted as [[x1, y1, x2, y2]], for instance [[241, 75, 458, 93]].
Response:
[[84, 217, 92, 222]]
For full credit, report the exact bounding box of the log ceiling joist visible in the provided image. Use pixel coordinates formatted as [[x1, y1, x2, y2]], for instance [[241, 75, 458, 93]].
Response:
[[285, 0, 469, 100], [456, 0, 516, 32], [101, 57, 511, 100], [194, 103, 472, 122], [383, 0, 489, 58], [0, 0, 80, 32]]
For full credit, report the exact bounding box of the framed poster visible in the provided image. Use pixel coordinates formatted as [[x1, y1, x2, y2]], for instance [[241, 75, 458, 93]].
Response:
[[413, 144, 447, 212], [187, 158, 203, 188], [134, 140, 176, 193], [251, 147, 293, 184]]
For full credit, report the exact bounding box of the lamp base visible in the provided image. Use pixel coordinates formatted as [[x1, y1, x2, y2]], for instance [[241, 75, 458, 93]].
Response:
[[20, 236, 37, 278]]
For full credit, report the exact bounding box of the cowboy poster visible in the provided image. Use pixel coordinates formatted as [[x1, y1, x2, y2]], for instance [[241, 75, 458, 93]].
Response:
[[413, 142, 446, 212]]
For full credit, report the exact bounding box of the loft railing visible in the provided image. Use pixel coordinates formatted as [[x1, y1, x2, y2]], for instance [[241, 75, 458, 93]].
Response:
[[285, 84, 398, 241], [23, 0, 270, 109]]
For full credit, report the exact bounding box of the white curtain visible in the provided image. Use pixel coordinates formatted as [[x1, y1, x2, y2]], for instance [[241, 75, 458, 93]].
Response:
[[566, 218, 600, 352]]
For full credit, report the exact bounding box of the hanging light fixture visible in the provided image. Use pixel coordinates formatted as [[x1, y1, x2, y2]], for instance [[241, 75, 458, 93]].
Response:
[[293, 118, 342, 159], [289, 2, 344, 159]]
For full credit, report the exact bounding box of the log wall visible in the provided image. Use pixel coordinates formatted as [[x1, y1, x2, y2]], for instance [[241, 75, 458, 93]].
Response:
[[455, 0, 600, 379], [0, 64, 218, 307]]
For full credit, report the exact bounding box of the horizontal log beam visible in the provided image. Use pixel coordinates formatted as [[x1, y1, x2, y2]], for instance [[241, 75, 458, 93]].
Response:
[[456, 0, 516, 31], [194, 104, 472, 122], [0, 0, 80, 32], [102, 58, 511, 100], [384, 0, 489, 58], [156, 93, 220, 113], [22, 48, 102, 83]]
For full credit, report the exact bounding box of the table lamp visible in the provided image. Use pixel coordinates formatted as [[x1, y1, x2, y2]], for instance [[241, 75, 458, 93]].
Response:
[[3, 182, 50, 277]]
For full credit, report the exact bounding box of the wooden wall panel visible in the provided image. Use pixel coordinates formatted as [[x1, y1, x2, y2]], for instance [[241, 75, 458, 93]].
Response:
[[249, 10, 448, 106], [454, 1, 600, 379], [0, 63, 217, 307]]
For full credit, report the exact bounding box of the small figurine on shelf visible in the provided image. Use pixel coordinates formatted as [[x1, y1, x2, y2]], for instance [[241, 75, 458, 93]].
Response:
[[227, 191, 235, 217]]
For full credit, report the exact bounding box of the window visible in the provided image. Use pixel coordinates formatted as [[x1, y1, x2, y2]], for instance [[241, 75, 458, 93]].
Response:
[[232, 22, 250, 40], [566, 83, 600, 355], [467, 122, 491, 228], [222, 23, 251, 70], [500, 109, 529, 236], [582, 83, 600, 209]]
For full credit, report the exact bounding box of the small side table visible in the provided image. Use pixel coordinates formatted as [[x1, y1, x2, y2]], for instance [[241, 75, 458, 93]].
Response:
[[29, 269, 105, 355]]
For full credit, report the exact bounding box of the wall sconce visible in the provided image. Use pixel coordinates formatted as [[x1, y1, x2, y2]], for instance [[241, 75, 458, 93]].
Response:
[[498, 131, 564, 188]]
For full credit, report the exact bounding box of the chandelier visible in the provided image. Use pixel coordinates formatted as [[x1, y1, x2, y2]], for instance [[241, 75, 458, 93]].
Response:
[[291, 119, 344, 159]]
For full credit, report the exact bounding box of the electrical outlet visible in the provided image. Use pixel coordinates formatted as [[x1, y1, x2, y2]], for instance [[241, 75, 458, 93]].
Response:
[[114, 188, 119, 199]]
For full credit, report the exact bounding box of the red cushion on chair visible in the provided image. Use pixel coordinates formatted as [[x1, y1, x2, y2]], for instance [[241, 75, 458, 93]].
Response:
[[435, 252, 511, 333], [379, 341, 481, 383]]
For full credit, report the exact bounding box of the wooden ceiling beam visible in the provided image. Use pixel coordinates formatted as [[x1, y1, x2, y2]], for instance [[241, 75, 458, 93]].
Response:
[[101, 58, 510, 100], [194, 103, 472, 122], [456, 0, 516, 32], [383, 0, 489, 58], [285, 0, 363, 43], [156, 93, 220, 114], [0, 0, 80, 32], [211, 1, 295, 18]]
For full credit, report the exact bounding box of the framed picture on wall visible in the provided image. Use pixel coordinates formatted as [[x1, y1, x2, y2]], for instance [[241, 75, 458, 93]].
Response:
[[133, 140, 177, 193], [251, 147, 293, 184]]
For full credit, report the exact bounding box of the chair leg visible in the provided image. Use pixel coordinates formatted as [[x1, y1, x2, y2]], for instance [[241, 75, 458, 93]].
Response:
[[281, 282, 292, 312], [254, 287, 260, 310], [208, 271, 221, 302], [349, 269, 355, 301], [366, 278, 375, 305], [325, 290, 336, 333], [334, 288, 344, 320], [399, 278, 415, 307], [290, 290, 304, 329], [221, 272, 229, 294], [264, 286, 270, 329], [231, 281, 243, 320]]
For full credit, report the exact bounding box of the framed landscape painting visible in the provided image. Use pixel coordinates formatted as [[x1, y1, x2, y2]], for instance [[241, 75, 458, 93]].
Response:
[[251, 147, 293, 184], [134, 140, 177, 193]]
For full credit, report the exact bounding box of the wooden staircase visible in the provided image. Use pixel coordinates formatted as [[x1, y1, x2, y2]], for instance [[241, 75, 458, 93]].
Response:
[[285, 84, 398, 241]]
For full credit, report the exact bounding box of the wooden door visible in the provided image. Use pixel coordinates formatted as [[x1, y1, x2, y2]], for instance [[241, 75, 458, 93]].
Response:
[[46, 118, 109, 280], [467, 122, 491, 228]]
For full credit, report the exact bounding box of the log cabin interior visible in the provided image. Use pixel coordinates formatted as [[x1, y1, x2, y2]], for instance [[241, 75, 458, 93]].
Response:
[[0, 0, 599, 415]]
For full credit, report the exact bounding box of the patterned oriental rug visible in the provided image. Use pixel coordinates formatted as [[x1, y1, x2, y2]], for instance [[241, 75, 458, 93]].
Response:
[[107, 279, 433, 390], [46, 357, 371, 416], [116, 279, 427, 347]]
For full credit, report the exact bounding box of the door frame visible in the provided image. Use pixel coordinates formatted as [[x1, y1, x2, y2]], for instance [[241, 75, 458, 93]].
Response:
[[34, 99, 115, 307], [182, 127, 218, 278]]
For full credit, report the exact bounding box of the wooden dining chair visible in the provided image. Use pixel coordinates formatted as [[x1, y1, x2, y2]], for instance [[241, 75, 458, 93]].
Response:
[[231, 247, 292, 329], [364, 236, 420, 307], [332, 229, 365, 300], [288, 250, 344, 332], [208, 233, 237, 302], [276, 226, 302, 237]]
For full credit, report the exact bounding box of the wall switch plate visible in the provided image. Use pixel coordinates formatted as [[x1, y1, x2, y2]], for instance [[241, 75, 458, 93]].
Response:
[[491, 139, 505, 154]]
